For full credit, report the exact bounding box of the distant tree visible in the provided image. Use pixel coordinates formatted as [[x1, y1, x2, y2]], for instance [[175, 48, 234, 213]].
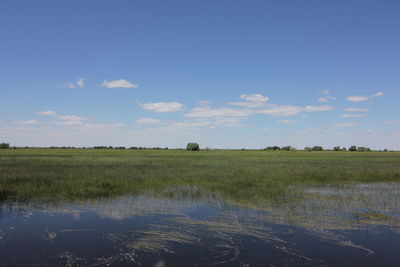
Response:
[[357, 147, 371, 152], [0, 143, 10, 149], [341, 147, 347, 151], [333, 146, 341, 151], [349, 146, 357, 151], [264, 146, 281, 150], [312, 146, 323, 151], [186, 142, 200, 151], [282, 146, 294, 151], [304, 147, 312, 152]]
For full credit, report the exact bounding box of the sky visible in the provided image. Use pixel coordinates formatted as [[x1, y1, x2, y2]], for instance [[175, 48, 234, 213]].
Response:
[[1, 0, 399, 149]]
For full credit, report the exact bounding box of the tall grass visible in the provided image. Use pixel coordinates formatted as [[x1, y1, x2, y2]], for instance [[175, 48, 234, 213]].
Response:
[[0, 149, 399, 204]]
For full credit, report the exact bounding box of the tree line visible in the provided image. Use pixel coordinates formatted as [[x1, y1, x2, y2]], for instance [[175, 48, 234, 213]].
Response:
[[264, 145, 378, 152], [0, 142, 393, 152]]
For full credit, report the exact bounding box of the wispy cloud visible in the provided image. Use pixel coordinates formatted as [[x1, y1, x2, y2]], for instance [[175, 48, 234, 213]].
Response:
[[346, 92, 383, 102], [341, 114, 366, 118], [13, 120, 38, 125], [318, 96, 336, 103], [37, 110, 88, 125], [187, 96, 333, 118], [64, 78, 85, 88], [36, 110, 57, 116], [102, 79, 138, 88], [228, 94, 269, 108], [76, 78, 85, 88], [330, 122, 358, 127], [317, 89, 336, 103], [185, 106, 252, 118], [136, 117, 161, 124], [154, 117, 246, 131], [343, 107, 369, 112], [139, 102, 183, 112], [278, 120, 297, 124], [240, 94, 269, 102], [35, 110, 125, 131]]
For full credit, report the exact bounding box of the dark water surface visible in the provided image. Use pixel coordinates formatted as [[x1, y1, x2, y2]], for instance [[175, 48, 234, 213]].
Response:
[[0, 183, 399, 266]]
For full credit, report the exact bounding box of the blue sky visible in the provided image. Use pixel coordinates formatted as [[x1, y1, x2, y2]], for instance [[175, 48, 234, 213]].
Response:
[[1, 0, 399, 149]]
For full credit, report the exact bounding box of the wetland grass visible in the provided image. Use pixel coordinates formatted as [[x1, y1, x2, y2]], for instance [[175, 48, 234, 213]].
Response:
[[0, 149, 399, 205]]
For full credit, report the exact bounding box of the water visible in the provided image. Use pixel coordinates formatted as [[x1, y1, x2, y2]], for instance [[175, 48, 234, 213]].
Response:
[[0, 183, 399, 266]]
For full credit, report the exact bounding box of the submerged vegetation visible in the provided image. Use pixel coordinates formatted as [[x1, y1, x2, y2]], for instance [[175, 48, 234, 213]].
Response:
[[0, 149, 399, 205]]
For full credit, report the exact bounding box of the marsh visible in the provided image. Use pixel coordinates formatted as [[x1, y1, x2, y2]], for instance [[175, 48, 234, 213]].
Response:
[[0, 149, 400, 266]]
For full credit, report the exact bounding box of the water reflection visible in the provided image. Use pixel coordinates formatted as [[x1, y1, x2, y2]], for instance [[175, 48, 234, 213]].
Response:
[[0, 183, 399, 266]]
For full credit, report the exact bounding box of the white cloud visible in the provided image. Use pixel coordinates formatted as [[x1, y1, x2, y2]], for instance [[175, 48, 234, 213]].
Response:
[[260, 105, 333, 116], [191, 95, 334, 118], [36, 110, 57, 116], [343, 108, 369, 112], [341, 114, 366, 118], [57, 115, 88, 123], [278, 120, 298, 124], [185, 104, 333, 118], [36, 111, 88, 125], [303, 105, 334, 112], [76, 78, 85, 88], [139, 102, 183, 113], [330, 122, 358, 127], [102, 79, 138, 88], [228, 94, 269, 108], [185, 106, 252, 118], [258, 105, 303, 116], [318, 96, 336, 103], [240, 94, 269, 102], [137, 118, 161, 124], [13, 120, 38, 125], [346, 91, 384, 102]]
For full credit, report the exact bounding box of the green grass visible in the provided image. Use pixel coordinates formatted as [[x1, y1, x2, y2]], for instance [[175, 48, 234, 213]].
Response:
[[0, 149, 399, 204]]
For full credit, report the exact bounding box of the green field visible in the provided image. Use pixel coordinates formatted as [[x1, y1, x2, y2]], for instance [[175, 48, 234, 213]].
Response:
[[1, 149, 400, 205]]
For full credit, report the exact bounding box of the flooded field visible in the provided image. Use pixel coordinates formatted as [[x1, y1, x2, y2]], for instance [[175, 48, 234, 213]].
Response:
[[1, 183, 399, 266]]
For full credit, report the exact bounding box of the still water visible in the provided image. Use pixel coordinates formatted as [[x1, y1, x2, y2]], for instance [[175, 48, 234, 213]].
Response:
[[0, 183, 399, 266]]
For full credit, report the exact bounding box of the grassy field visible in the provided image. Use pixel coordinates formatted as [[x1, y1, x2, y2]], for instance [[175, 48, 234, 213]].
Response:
[[0, 149, 400, 205]]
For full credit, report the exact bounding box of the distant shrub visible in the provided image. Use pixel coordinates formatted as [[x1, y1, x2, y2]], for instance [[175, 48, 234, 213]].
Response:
[[265, 146, 281, 150], [333, 146, 341, 151], [0, 143, 10, 149], [357, 147, 371, 152], [186, 142, 200, 151], [349, 146, 357, 151], [312, 146, 323, 151], [282, 146, 296, 151]]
